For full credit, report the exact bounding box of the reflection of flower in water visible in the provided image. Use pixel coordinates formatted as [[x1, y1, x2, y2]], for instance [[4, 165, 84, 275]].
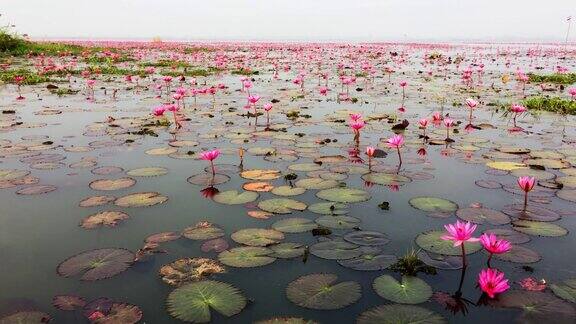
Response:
[[388, 184, 400, 192], [201, 186, 219, 199], [348, 147, 364, 164], [417, 147, 427, 156], [363, 180, 375, 188], [433, 291, 471, 316], [518, 277, 547, 291]]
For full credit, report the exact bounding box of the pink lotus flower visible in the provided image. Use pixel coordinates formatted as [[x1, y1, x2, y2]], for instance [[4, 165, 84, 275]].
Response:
[[349, 113, 362, 122], [478, 268, 510, 298], [201, 149, 220, 175], [432, 111, 442, 122], [569, 87, 576, 99], [510, 104, 527, 114], [152, 106, 166, 117], [365, 146, 375, 157], [419, 118, 428, 128], [518, 176, 535, 192], [319, 86, 328, 96], [465, 98, 478, 109], [443, 118, 455, 128], [162, 76, 173, 83], [263, 103, 273, 111], [349, 120, 365, 131], [386, 134, 404, 149], [399, 80, 407, 87], [248, 95, 260, 104], [480, 233, 511, 254], [441, 220, 480, 247]]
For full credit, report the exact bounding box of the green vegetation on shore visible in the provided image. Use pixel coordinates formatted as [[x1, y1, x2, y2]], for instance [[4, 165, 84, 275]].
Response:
[[1, 30, 87, 56], [522, 96, 576, 115], [0, 68, 50, 84], [528, 73, 576, 85]]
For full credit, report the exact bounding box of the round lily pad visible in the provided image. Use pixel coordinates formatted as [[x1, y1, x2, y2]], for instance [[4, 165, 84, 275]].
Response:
[[258, 198, 307, 214], [114, 192, 168, 207], [502, 204, 560, 222], [288, 163, 324, 172], [409, 197, 458, 213], [201, 238, 229, 253], [417, 251, 462, 270], [145, 231, 181, 243], [489, 291, 575, 324], [343, 231, 390, 246], [79, 195, 116, 207], [373, 275, 432, 304], [270, 243, 306, 259], [213, 190, 259, 205], [286, 273, 361, 310], [16, 184, 57, 195], [240, 169, 281, 180], [271, 186, 306, 196], [484, 228, 531, 244], [486, 161, 527, 171], [231, 228, 285, 246], [357, 304, 446, 324], [272, 218, 318, 233], [0, 311, 51, 324], [187, 173, 230, 186], [81, 211, 129, 229], [167, 280, 246, 323], [550, 279, 576, 303], [242, 182, 274, 192], [295, 178, 339, 190], [183, 222, 224, 240], [92, 166, 124, 175], [338, 251, 397, 271], [57, 248, 133, 281], [494, 244, 541, 263], [456, 207, 510, 225], [53, 295, 87, 311], [512, 220, 568, 237], [89, 177, 136, 191], [308, 202, 349, 215], [557, 189, 576, 202], [126, 167, 168, 177], [255, 317, 318, 324], [361, 173, 411, 185], [415, 230, 482, 256], [310, 241, 362, 260], [316, 188, 371, 203], [218, 247, 276, 268], [315, 215, 360, 229]]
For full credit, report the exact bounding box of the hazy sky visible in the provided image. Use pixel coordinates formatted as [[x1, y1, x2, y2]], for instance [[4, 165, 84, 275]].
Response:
[[2, 0, 574, 41]]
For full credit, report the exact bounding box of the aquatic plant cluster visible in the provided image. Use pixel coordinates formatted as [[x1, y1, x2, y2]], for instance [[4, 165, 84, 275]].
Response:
[[0, 36, 576, 323]]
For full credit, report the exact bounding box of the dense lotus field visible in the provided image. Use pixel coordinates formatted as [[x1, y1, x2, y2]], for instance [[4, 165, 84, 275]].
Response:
[[0, 41, 576, 323]]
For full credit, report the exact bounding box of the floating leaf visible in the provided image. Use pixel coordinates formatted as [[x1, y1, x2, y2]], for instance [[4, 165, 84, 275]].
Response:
[[486, 161, 527, 171], [126, 167, 168, 177], [145, 231, 181, 243], [183, 222, 224, 240], [255, 317, 318, 324], [409, 197, 458, 213], [201, 238, 229, 253], [271, 243, 306, 259], [81, 211, 129, 229], [494, 244, 541, 263], [489, 291, 576, 324], [53, 295, 87, 311], [484, 228, 531, 244], [286, 273, 361, 310], [89, 177, 136, 191], [167, 280, 246, 323], [344, 231, 390, 246], [79, 195, 116, 207], [310, 241, 362, 260], [361, 173, 411, 185], [550, 279, 576, 303], [57, 248, 133, 281], [502, 204, 560, 222], [258, 198, 307, 214], [308, 202, 349, 215], [242, 182, 274, 192], [512, 220, 568, 237], [456, 207, 510, 225], [295, 178, 339, 190], [316, 188, 371, 203], [231, 228, 285, 246], [373, 275, 432, 304], [272, 218, 318, 233], [94, 303, 142, 324], [271, 186, 306, 196], [114, 192, 168, 207], [159, 258, 226, 286], [415, 230, 481, 256], [338, 250, 397, 271], [213, 190, 259, 205], [417, 251, 462, 270], [240, 169, 281, 180], [357, 304, 446, 324], [288, 163, 324, 172], [187, 173, 230, 186], [315, 215, 360, 229], [0, 311, 51, 324], [16, 184, 57, 195], [218, 247, 276, 268]]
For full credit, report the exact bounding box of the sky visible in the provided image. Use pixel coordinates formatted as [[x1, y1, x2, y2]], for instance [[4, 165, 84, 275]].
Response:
[[1, 0, 574, 42]]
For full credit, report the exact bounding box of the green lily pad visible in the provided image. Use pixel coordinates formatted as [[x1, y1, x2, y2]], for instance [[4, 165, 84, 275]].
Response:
[[126, 167, 168, 177], [316, 188, 371, 203], [361, 173, 412, 185], [258, 198, 307, 214], [231, 228, 284, 246], [167, 280, 246, 323], [494, 244, 541, 263], [343, 231, 390, 246], [310, 241, 362, 260], [271, 186, 306, 196], [315, 215, 360, 229], [357, 304, 446, 324], [288, 163, 324, 172], [57, 248, 133, 281], [89, 177, 136, 191], [338, 251, 397, 271], [557, 189, 576, 202], [286, 273, 361, 310], [415, 230, 482, 256], [484, 228, 531, 244], [0, 311, 51, 324], [409, 197, 458, 213], [308, 202, 349, 215], [550, 279, 576, 303], [512, 220, 568, 237], [213, 190, 259, 205], [272, 218, 318, 233], [183, 222, 225, 240], [270, 243, 306, 259], [255, 317, 318, 324], [187, 173, 230, 186], [489, 291, 576, 324], [295, 178, 339, 190], [456, 207, 510, 225], [218, 247, 276, 268], [373, 275, 432, 304]]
